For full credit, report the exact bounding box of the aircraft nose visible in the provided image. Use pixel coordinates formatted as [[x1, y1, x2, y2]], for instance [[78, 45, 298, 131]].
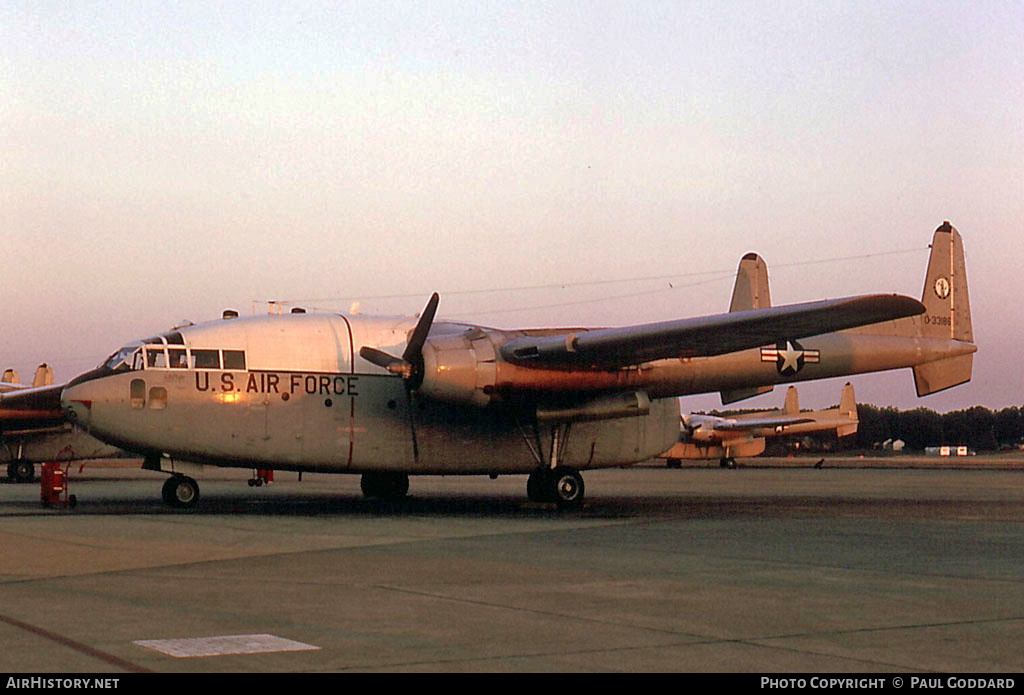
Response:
[[61, 385, 92, 427]]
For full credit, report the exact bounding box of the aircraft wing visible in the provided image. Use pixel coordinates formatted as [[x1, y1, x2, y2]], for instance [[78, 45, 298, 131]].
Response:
[[500, 294, 924, 369], [0, 384, 66, 430], [711, 416, 815, 431]]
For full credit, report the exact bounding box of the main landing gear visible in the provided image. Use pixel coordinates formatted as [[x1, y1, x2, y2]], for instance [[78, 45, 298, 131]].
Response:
[[162, 475, 200, 509], [527, 466, 585, 510], [517, 419, 587, 510], [360, 471, 410, 501], [6, 461, 35, 484]]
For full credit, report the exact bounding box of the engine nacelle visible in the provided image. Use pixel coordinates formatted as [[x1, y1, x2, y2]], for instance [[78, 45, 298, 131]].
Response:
[[418, 329, 655, 426], [419, 329, 499, 407]]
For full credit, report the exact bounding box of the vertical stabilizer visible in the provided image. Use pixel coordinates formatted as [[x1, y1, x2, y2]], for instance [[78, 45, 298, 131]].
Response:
[[838, 382, 856, 419], [722, 253, 774, 404], [912, 222, 975, 396], [836, 382, 858, 437], [1, 369, 18, 385], [920, 222, 973, 342], [729, 253, 771, 312], [783, 386, 799, 415], [32, 363, 54, 388]]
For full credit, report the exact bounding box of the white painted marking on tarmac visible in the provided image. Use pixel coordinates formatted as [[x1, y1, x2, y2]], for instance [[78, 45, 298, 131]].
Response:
[[133, 634, 320, 658]]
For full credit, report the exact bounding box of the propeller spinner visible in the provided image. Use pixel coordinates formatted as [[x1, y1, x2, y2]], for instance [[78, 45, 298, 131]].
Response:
[[359, 293, 439, 388]]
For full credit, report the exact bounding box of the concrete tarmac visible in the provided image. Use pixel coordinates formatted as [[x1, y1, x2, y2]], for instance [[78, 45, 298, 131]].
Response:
[[1, 460, 1023, 673]]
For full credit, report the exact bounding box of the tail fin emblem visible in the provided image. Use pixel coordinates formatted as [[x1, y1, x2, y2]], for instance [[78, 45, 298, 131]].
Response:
[[934, 277, 950, 299]]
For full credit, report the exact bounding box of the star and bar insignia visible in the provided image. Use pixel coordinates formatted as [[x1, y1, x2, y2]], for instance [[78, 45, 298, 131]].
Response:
[[761, 340, 820, 376]]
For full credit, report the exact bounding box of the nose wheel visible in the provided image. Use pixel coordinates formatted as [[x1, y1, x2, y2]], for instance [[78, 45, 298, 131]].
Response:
[[162, 475, 200, 509]]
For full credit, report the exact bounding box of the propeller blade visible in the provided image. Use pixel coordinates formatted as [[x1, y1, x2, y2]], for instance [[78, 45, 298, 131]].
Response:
[[402, 292, 439, 364], [359, 346, 412, 378], [359, 293, 439, 386]]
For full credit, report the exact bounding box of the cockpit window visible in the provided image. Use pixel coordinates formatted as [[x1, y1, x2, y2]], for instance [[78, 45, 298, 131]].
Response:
[[103, 344, 247, 371], [168, 348, 188, 369], [145, 347, 168, 369], [164, 332, 185, 345], [103, 345, 142, 372]]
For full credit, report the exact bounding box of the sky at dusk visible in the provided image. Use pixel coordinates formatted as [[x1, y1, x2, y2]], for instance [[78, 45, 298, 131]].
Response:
[[2, 1, 1022, 414]]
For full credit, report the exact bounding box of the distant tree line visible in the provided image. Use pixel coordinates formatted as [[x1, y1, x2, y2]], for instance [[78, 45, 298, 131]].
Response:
[[852, 404, 1023, 453]]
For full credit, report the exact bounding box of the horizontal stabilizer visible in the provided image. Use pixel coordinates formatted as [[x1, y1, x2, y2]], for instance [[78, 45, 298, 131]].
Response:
[[913, 354, 974, 397], [837, 423, 858, 438], [713, 416, 814, 431], [721, 385, 773, 405]]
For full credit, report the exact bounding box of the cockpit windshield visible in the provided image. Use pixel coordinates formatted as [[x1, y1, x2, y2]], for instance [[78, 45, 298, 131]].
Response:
[[102, 344, 142, 372]]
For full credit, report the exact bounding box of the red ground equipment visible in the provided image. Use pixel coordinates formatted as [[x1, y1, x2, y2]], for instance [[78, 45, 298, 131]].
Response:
[[40, 462, 77, 508], [248, 469, 274, 487]]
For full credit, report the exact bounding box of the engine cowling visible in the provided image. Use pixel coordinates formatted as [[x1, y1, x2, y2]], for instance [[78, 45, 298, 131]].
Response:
[[419, 329, 499, 407]]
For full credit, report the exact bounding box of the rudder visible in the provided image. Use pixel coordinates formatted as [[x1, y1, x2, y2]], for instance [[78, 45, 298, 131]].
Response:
[[913, 221, 975, 396]]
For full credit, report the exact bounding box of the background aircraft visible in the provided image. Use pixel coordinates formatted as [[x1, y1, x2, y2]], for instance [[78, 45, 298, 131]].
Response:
[[1, 362, 125, 483], [1, 223, 974, 508], [662, 382, 858, 468]]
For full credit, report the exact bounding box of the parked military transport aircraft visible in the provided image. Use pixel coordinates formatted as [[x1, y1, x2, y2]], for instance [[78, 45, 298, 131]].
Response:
[[0, 222, 974, 508], [661, 382, 859, 468]]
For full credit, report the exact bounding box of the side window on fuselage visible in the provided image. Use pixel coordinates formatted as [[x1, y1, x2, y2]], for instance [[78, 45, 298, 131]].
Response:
[[130, 379, 146, 408], [190, 350, 221, 369], [222, 350, 246, 370]]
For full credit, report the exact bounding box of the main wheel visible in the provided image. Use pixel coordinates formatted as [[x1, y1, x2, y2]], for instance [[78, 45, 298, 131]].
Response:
[[162, 475, 200, 509], [360, 472, 409, 501], [8, 461, 35, 483], [548, 467, 585, 510]]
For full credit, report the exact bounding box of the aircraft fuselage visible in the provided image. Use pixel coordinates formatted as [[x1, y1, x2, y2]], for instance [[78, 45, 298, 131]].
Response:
[[61, 311, 972, 476]]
